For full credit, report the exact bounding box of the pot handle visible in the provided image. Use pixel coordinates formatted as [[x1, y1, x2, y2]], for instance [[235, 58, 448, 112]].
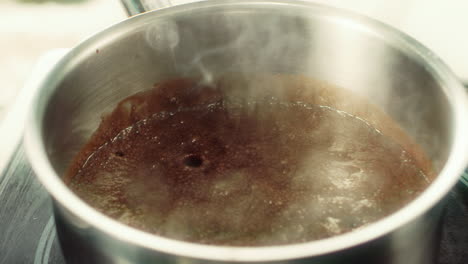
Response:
[[120, 0, 175, 16]]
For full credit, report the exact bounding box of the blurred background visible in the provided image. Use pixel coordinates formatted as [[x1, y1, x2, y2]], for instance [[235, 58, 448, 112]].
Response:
[[0, 0, 125, 122], [1, 0, 468, 122]]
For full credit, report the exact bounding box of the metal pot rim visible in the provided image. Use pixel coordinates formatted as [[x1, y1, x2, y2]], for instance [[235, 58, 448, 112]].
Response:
[[24, 0, 468, 261]]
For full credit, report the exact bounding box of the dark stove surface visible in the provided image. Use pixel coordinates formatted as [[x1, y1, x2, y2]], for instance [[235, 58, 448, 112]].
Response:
[[0, 144, 467, 264], [0, 146, 64, 264]]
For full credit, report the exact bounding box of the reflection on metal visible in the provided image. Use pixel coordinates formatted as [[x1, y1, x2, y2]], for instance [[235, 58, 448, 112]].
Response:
[[461, 169, 468, 188], [120, 0, 174, 16], [34, 217, 57, 264]]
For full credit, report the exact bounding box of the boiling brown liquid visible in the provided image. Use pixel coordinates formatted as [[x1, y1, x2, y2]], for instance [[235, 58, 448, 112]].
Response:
[[67, 76, 431, 246]]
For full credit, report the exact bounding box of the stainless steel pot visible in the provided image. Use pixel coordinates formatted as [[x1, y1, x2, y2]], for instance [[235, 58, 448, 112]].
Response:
[[24, 0, 468, 263]]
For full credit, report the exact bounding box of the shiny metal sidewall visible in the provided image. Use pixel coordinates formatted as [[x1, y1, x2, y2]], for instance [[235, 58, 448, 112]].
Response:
[[53, 200, 444, 264], [26, 0, 468, 262]]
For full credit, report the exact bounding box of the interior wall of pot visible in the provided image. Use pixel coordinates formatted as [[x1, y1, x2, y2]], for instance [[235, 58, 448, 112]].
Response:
[[43, 5, 452, 181]]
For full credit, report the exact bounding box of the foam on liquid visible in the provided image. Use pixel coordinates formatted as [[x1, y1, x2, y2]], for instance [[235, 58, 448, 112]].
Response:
[[68, 81, 430, 246]]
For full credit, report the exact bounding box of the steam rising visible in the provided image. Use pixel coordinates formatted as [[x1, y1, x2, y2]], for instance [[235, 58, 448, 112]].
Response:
[[67, 2, 438, 249], [142, 9, 446, 172], [145, 11, 309, 87], [118, 6, 439, 245]]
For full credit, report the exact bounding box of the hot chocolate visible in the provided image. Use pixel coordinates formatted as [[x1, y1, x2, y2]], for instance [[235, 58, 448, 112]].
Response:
[[66, 75, 432, 246]]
